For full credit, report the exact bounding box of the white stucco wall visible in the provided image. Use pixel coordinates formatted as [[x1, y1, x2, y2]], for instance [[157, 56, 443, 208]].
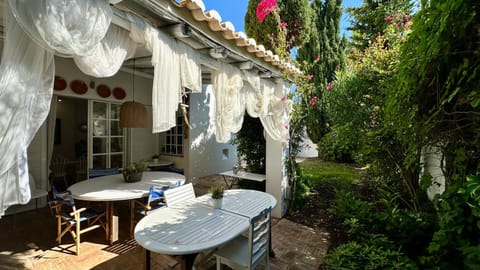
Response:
[[188, 85, 237, 181]]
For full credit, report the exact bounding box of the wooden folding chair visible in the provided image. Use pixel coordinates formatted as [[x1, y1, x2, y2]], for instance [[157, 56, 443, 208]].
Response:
[[50, 186, 107, 255]]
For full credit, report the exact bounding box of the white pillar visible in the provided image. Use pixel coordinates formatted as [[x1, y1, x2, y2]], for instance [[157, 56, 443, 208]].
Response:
[[266, 134, 288, 218]]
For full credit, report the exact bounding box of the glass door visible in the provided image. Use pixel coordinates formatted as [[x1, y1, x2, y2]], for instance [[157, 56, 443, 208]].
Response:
[[90, 100, 125, 169]]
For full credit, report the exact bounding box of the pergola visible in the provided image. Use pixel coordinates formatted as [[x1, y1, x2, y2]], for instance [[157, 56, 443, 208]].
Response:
[[0, 0, 301, 218]]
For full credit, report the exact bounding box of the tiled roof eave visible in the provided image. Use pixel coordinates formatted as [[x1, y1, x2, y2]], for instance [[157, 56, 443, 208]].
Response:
[[139, 0, 301, 79]]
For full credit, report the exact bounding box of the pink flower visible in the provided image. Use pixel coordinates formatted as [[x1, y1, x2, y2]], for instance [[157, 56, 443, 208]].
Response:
[[315, 55, 321, 61], [309, 96, 317, 106], [280, 21, 288, 28], [281, 95, 287, 102], [256, 0, 278, 23], [284, 125, 289, 130], [326, 82, 334, 91], [306, 74, 313, 81], [384, 15, 394, 23]]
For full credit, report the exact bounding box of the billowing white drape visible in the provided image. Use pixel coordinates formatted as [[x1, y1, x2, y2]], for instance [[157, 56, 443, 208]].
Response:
[[127, 13, 181, 133], [0, 4, 55, 217], [150, 30, 181, 133], [243, 70, 264, 118], [212, 62, 245, 143], [74, 24, 137, 78], [178, 42, 202, 93], [242, 71, 292, 142], [1, 0, 113, 217], [8, 0, 112, 56], [259, 80, 292, 142]]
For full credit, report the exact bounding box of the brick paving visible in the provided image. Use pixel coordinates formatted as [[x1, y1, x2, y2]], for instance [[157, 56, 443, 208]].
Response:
[[0, 175, 330, 270]]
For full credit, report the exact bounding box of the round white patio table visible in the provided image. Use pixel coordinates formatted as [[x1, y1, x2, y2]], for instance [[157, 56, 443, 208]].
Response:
[[134, 189, 276, 270], [69, 171, 185, 244]]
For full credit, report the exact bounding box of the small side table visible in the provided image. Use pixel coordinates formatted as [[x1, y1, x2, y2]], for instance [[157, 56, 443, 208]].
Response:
[[219, 170, 266, 189]]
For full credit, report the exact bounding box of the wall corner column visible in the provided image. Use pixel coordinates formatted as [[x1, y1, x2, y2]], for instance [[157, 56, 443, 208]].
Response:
[[266, 134, 288, 218]]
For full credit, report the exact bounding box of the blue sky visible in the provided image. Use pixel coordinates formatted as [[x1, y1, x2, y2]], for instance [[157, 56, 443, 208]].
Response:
[[202, 0, 362, 37]]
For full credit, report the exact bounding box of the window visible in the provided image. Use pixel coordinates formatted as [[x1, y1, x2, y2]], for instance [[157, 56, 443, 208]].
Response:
[[90, 101, 125, 168], [161, 114, 184, 156]]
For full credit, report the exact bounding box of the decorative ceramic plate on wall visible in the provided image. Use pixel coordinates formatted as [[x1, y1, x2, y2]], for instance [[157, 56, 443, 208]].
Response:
[[96, 84, 111, 98], [54, 76, 67, 91], [112, 87, 126, 100], [70, 80, 88, 94]]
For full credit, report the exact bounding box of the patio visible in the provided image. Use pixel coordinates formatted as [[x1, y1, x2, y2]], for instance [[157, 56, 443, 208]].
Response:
[[0, 175, 330, 270]]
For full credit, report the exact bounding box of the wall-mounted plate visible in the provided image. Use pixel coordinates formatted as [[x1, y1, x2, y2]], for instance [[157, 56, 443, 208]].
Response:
[[70, 80, 88, 95], [112, 87, 126, 100], [96, 84, 111, 98], [54, 76, 67, 91]]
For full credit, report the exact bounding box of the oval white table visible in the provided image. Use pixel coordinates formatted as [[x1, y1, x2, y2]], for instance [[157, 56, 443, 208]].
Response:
[[134, 189, 276, 270], [69, 171, 185, 244]]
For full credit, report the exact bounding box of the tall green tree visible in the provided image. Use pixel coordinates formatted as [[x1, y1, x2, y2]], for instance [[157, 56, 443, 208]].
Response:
[[245, 0, 312, 58], [347, 0, 413, 52], [278, 0, 312, 50], [296, 0, 344, 143]]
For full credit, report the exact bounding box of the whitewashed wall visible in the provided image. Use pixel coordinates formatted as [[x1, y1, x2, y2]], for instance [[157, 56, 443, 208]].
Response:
[[188, 85, 237, 181]]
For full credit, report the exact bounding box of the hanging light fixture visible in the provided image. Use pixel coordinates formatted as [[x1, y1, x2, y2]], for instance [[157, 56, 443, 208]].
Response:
[[120, 58, 147, 128]]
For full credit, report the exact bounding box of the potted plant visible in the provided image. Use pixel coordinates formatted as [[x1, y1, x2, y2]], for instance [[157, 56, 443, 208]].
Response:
[[122, 162, 148, 183], [152, 154, 159, 163], [209, 185, 225, 209]]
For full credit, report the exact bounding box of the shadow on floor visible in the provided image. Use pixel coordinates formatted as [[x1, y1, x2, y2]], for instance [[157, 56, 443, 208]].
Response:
[[0, 175, 330, 270]]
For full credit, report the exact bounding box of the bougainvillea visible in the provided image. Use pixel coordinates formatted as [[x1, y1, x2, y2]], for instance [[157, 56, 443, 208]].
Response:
[[256, 0, 278, 23]]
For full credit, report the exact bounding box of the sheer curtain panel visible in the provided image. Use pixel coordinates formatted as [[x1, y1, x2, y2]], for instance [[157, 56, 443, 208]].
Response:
[[8, 0, 112, 56], [74, 24, 137, 78], [212, 62, 245, 143], [0, 3, 54, 217]]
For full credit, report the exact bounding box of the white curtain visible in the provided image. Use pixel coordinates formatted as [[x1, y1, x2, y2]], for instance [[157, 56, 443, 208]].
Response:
[[8, 0, 112, 56], [178, 42, 202, 93], [242, 71, 292, 142], [0, 3, 55, 217], [1, 0, 113, 217], [259, 80, 292, 142], [127, 13, 182, 133], [212, 62, 245, 143], [150, 30, 181, 133], [243, 70, 264, 118], [74, 24, 137, 78]]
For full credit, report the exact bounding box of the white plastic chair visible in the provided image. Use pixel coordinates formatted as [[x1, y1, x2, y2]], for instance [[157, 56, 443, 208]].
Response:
[[214, 207, 272, 270], [163, 183, 196, 207]]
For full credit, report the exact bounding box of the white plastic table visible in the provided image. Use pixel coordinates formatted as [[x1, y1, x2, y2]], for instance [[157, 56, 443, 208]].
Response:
[[147, 160, 174, 171], [134, 189, 276, 270], [219, 170, 266, 189], [69, 171, 185, 244]]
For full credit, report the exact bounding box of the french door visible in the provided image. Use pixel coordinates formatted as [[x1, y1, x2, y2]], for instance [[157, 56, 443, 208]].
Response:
[[89, 100, 126, 169]]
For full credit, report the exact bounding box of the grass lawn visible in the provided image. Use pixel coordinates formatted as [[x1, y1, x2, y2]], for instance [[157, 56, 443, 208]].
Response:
[[298, 158, 361, 189]]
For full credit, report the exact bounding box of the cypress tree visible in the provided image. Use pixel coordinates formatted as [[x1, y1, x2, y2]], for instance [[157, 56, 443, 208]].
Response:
[[245, 0, 312, 58], [296, 0, 344, 143]]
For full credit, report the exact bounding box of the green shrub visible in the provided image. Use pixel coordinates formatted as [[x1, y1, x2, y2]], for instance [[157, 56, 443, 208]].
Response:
[[420, 174, 480, 269], [317, 124, 358, 163], [323, 235, 417, 270], [293, 174, 311, 208]]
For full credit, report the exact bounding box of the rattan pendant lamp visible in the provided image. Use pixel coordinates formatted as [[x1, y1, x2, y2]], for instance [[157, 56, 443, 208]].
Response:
[[120, 58, 147, 128]]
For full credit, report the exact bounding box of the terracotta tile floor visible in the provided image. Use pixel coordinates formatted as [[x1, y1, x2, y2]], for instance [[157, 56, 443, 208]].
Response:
[[0, 175, 330, 270]]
